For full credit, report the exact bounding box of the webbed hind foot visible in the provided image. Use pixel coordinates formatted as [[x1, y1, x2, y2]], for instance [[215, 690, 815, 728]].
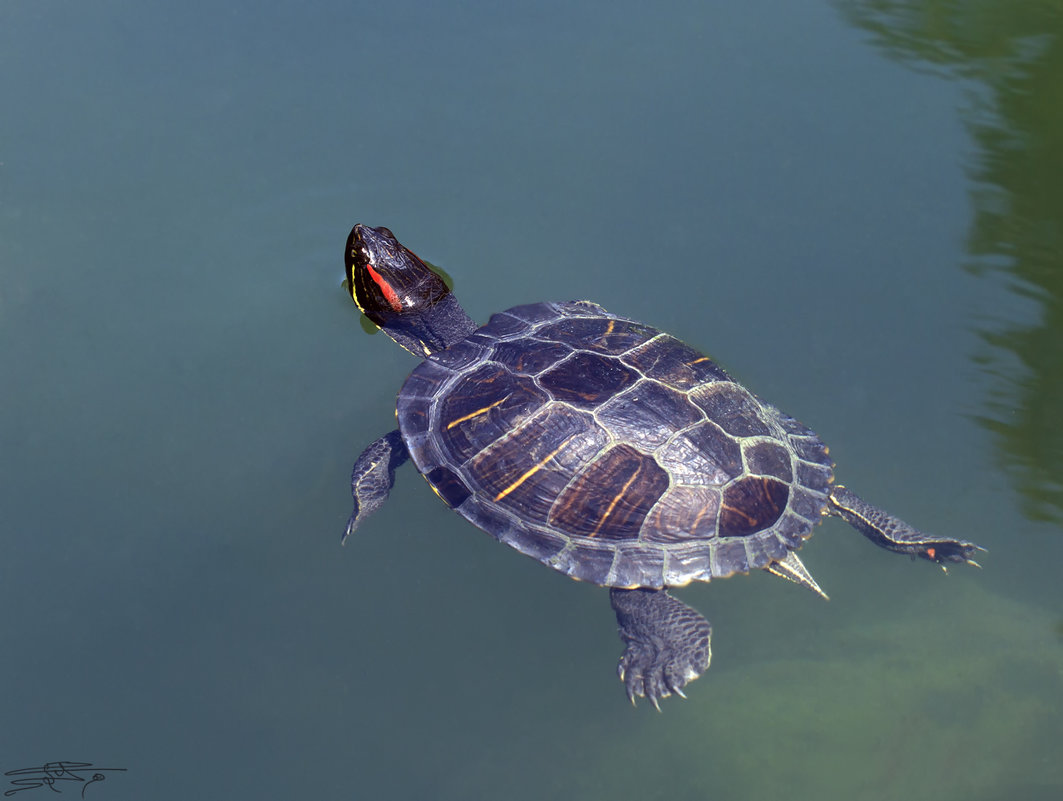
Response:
[[828, 485, 985, 569], [609, 588, 712, 709]]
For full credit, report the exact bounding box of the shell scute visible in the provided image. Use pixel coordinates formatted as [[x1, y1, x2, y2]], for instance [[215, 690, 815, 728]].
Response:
[[689, 383, 775, 438], [548, 444, 670, 541], [466, 405, 608, 524], [744, 440, 794, 482], [537, 316, 658, 356], [595, 380, 703, 451], [538, 351, 639, 409], [642, 485, 722, 544], [491, 339, 572, 375], [621, 334, 733, 390]]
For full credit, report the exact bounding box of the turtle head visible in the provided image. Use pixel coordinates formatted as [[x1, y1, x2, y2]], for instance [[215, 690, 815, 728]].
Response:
[[345, 224, 475, 357]]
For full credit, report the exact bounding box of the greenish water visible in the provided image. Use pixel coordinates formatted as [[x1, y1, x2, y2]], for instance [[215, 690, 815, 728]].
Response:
[[1, 1, 1060, 799]]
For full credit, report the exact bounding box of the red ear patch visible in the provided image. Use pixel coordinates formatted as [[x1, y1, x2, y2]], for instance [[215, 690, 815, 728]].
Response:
[[365, 263, 403, 312]]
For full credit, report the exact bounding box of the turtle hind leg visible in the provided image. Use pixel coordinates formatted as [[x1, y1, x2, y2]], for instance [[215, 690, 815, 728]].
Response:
[[828, 485, 985, 569], [343, 430, 409, 543], [609, 588, 712, 709]]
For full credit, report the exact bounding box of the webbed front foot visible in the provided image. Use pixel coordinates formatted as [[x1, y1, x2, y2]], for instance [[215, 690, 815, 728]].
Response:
[[344, 430, 409, 542], [609, 588, 712, 709]]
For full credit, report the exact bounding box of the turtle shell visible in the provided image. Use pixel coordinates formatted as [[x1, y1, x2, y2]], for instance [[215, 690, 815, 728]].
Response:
[[396, 301, 834, 589]]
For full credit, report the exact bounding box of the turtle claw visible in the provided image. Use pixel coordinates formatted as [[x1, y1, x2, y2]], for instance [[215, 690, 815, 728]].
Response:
[[610, 588, 712, 709], [943, 554, 984, 572], [966, 545, 988, 569], [617, 662, 672, 710], [618, 661, 695, 708]]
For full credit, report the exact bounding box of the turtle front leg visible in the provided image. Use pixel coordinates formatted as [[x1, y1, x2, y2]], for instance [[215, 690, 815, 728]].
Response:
[[343, 430, 409, 543], [609, 588, 712, 709], [828, 485, 984, 569]]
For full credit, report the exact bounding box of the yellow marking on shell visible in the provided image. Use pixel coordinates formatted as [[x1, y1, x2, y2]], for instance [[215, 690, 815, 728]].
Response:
[[494, 436, 574, 502], [689, 502, 713, 534], [445, 396, 508, 430], [590, 467, 642, 537], [689, 356, 711, 364], [720, 501, 757, 527], [604, 319, 616, 336]]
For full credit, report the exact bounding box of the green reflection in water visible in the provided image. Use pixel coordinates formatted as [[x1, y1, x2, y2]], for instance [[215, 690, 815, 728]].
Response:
[[836, 0, 1063, 526]]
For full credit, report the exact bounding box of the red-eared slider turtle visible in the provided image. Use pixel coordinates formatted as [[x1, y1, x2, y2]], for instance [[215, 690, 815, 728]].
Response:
[[342, 224, 983, 708]]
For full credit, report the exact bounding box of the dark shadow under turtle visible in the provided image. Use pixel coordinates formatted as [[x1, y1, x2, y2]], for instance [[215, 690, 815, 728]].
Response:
[[341, 224, 984, 708]]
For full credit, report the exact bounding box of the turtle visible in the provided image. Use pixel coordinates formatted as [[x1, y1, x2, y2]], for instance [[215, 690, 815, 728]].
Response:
[[342, 224, 984, 708]]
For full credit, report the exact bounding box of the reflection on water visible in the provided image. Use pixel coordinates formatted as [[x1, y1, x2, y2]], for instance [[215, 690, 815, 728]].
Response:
[[837, 0, 1063, 526]]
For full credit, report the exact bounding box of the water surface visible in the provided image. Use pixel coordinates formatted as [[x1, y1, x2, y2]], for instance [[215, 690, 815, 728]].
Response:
[[2, 1, 1060, 799]]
